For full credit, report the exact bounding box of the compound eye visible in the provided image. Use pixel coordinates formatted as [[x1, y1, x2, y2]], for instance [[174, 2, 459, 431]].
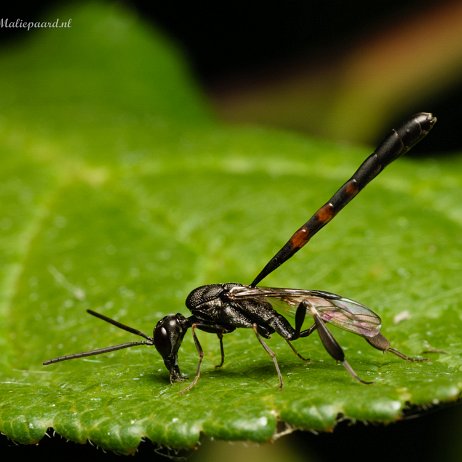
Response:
[[154, 319, 174, 357], [153, 314, 187, 359]]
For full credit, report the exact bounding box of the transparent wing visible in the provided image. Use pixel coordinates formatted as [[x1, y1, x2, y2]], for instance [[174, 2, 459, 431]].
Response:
[[228, 285, 381, 337]]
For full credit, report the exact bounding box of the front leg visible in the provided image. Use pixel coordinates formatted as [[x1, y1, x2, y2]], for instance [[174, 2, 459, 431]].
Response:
[[180, 323, 232, 393], [180, 323, 204, 393]]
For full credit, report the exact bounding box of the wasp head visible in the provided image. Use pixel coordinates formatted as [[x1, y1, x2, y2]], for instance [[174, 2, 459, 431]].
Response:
[[153, 314, 190, 383]]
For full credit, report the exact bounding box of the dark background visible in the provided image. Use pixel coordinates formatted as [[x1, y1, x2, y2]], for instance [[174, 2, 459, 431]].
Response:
[[1, 0, 462, 153], [1, 1, 461, 460]]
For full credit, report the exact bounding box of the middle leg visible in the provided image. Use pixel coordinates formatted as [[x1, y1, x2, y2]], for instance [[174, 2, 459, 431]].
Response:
[[252, 324, 284, 388]]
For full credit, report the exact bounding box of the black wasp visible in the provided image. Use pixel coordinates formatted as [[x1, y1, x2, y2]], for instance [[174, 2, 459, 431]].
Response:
[[44, 112, 437, 390]]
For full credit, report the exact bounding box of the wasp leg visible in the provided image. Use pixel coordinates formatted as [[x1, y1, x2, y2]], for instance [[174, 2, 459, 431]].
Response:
[[286, 322, 317, 361], [215, 332, 225, 368], [293, 301, 318, 339], [287, 300, 320, 361], [294, 300, 307, 335], [298, 323, 317, 338], [253, 324, 284, 389], [180, 324, 232, 392], [179, 323, 204, 393], [366, 333, 427, 362], [285, 339, 310, 362], [314, 313, 373, 384], [284, 300, 313, 361]]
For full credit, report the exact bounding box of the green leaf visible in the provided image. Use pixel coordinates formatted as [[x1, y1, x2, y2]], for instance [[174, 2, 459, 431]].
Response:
[[1, 2, 461, 456]]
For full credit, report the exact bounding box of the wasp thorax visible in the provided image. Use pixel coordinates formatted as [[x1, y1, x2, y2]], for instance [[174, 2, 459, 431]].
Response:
[[185, 283, 243, 309]]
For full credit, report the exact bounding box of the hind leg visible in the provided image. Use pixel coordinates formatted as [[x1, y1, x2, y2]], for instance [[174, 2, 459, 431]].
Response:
[[366, 333, 427, 361], [313, 313, 373, 384]]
